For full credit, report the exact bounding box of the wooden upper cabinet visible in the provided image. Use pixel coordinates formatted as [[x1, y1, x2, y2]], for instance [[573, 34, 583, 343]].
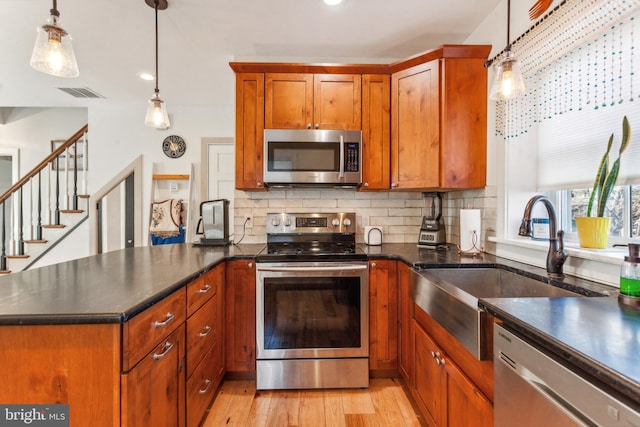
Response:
[[390, 45, 490, 191], [361, 74, 391, 190], [265, 73, 361, 130], [391, 60, 440, 190], [235, 73, 265, 190]]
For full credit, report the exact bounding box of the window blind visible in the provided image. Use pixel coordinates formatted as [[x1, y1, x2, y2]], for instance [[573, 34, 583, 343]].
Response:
[[494, 0, 640, 190]]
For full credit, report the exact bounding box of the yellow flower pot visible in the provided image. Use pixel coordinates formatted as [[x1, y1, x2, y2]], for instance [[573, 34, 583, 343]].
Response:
[[575, 217, 611, 249]]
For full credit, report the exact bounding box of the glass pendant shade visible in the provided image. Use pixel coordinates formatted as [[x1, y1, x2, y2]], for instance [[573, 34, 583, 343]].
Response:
[[30, 14, 79, 78], [489, 51, 525, 101], [145, 93, 171, 129]]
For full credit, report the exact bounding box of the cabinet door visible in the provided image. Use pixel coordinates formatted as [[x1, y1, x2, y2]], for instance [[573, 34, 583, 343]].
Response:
[[443, 359, 493, 427], [235, 73, 265, 190], [391, 59, 440, 190], [361, 74, 390, 190], [122, 325, 185, 427], [265, 73, 313, 129], [225, 260, 256, 373], [414, 321, 442, 427], [313, 74, 361, 130], [369, 260, 398, 372], [397, 262, 413, 385]]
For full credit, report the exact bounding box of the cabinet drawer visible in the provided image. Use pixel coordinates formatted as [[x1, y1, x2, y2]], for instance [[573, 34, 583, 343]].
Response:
[[123, 288, 186, 371], [187, 264, 222, 317], [186, 295, 217, 378], [186, 343, 221, 427]]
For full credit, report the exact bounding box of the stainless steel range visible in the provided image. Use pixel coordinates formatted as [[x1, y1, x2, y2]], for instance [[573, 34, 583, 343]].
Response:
[[255, 212, 369, 390]]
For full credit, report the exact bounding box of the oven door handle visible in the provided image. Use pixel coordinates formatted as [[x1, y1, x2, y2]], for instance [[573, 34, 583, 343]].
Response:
[[257, 264, 368, 272]]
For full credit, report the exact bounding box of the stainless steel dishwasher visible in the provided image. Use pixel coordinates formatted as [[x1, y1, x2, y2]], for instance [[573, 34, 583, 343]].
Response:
[[494, 324, 640, 426]]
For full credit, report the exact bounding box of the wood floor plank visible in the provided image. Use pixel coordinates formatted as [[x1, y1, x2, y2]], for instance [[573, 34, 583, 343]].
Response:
[[202, 380, 424, 427], [202, 380, 255, 426], [342, 388, 376, 415], [299, 390, 327, 426], [324, 390, 348, 427]]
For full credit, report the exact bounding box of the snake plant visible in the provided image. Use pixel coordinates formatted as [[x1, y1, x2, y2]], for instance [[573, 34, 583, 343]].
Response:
[[587, 116, 632, 217]]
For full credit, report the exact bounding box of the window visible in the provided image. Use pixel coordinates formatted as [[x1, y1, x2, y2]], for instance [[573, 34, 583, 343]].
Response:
[[557, 185, 640, 243]]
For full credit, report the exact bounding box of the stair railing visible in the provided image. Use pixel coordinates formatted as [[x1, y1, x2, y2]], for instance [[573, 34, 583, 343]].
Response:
[[0, 124, 88, 272]]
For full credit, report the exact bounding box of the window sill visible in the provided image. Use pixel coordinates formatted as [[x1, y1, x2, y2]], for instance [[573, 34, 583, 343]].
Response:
[[489, 236, 624, 287]]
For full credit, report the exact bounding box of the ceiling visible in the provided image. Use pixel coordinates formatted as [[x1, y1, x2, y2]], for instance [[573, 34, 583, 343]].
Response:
[[0, 0, 502, 108]]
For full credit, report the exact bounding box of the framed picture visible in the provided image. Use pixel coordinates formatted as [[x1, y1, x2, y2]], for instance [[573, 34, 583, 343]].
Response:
[[51, 139, 87, 171]]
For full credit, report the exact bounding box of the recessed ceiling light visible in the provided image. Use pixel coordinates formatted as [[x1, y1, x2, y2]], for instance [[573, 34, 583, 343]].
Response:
[[324, 0, 342, 5], [138, 72, 154, 81]]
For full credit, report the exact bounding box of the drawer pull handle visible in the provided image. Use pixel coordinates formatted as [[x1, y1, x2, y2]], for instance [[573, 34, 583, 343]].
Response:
[[199, 325, 212, 337], [199, 379, 212, 394], [154, 312, 175, 328], [153, 341, 174, 360], [198, 284, 212, 293]]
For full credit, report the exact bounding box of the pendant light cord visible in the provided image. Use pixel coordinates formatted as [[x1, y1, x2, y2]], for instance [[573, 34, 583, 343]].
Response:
[[154, 0, 159, 95], [506, 0, 511, 51]]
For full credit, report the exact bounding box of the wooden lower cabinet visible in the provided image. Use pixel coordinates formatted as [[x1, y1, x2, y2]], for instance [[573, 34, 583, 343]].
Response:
[[225, 260, 256, 374], [412, 309, 493, 427], [397, 262, 414, 386], [122, 324, 186, 427], [369, 259, 398, 373], [0, 323, 122, 426]]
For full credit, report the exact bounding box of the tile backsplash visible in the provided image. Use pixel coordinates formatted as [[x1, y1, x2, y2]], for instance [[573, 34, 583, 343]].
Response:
[[232, 186, 497, 253], [233, 189, 423, 244]]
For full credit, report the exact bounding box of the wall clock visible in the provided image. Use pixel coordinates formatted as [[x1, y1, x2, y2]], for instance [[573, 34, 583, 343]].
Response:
[[162, 135, 186, 158]]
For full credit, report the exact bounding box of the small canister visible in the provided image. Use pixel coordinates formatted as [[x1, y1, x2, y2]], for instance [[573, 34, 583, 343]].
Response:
[[364, 226, 383, 246], [619, 243, 640, 307]]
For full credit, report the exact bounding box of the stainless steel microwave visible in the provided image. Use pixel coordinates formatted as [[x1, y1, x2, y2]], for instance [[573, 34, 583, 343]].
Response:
[[263, 129, 362, 187]]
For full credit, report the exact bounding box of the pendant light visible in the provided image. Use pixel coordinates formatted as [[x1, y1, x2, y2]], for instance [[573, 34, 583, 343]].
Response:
[[144, 0, 171, 129], [30, 0, 79, 78], [489, 0, 525, 101]]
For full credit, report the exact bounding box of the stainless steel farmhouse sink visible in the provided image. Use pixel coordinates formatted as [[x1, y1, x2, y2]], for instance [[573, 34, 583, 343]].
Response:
[[409, 267, 594, 360]]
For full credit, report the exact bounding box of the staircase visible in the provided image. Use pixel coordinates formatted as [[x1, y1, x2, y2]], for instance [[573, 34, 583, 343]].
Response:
[[0, 125, 89, 275]]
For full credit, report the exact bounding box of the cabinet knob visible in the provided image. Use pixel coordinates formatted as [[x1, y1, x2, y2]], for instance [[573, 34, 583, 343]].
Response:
[[371, 262, 377, 268], [363, 182, 369, 187], [307, 124, 312, 129], [257, 182, 263, 187], [314, 124, 319, 129], [391, 183, 398, 188], [248, 262, 254, 269]]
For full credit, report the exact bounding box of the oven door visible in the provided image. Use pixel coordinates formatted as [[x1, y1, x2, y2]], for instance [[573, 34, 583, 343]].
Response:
[[256, 261, 369, 360]]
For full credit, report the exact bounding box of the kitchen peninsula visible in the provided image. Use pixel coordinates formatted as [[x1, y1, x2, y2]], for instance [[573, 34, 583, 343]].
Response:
[[0, 243, 637, 426]]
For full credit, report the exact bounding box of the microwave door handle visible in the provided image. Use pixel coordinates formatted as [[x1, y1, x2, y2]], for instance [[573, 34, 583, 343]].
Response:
[[339, 134, 345, 178]]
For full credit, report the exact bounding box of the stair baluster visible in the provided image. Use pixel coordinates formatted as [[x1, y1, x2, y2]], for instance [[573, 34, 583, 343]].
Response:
[[73, 140, 79, 210], [1, 200, 6, 271], [37, 172, 42, 241], [55, 155, 61, 226], [18, 187, 24, 256]]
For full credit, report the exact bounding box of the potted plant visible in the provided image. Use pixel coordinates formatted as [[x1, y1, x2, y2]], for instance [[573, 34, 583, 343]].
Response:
[[576, 116, 631, 248]]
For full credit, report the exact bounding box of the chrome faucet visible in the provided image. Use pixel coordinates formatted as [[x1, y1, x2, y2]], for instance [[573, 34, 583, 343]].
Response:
[[519, 195, 568, 279]]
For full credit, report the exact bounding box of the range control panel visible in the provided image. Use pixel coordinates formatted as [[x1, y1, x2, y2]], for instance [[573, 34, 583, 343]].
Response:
[[266, 212, 356, 234]]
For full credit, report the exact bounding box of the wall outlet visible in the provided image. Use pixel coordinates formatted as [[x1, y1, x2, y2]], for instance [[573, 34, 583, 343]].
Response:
[[245, 216, 253, 229]]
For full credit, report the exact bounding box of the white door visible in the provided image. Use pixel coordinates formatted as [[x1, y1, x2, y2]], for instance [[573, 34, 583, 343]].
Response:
[[202, 138, 235, 236]]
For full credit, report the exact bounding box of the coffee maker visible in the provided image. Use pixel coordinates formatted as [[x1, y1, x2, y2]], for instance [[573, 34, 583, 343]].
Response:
[[195, 199, 231, 246], [418, 192, 446, 248]]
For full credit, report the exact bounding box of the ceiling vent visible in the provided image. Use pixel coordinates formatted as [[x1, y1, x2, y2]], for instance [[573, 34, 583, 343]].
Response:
[[57, 87, 105, 99]]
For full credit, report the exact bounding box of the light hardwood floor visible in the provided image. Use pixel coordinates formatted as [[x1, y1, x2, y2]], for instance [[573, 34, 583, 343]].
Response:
[[202, 378, 425, 426]]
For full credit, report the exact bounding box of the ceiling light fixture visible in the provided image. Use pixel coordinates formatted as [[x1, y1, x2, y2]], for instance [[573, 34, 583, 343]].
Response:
[[30, 0, 79, 78], [489, 0, 525, 101], [144, 0, 170, 129], [324, 0, 343, 5]]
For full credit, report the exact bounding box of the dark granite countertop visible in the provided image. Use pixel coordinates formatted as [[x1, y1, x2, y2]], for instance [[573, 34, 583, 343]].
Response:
[[480, 296, 640, 408], [1, 241, 637, 407], [0, 243, 264, 325]]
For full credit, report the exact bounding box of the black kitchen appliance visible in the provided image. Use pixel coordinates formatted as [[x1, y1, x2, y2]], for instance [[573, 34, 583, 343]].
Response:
[[418, 192, 446, 248]]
